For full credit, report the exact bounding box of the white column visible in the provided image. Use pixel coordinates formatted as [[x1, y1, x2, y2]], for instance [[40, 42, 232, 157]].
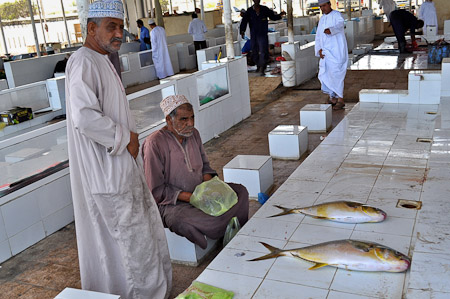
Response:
[[369, 0, 372, 10], [135, 0, 144, 18], [75, 0, 90, 40], [27, 0, 41, 57], [0, 16, 8, 55], [279, 0, 282, 13], [223, 0, 235, 58], [287, 0, 294, 43], [246, 0, 249, 9], [200, 0, 205, 20], [150, 0, 155, 18], [301, 0, 305, 16], [60, 0, 72, 47], [143, 0, 148, 17], [169, 0, 173, 13], [36, 0, 47, 47]]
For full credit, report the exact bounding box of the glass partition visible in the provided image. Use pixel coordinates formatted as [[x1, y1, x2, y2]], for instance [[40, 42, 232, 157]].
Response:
[[197, 66, 229, 106], [128, 84, 176, 132], [0, 83, 50, 113], [0, 125, 68, 192], [139, 51, 153, 68], [120, 55, 130, 72]]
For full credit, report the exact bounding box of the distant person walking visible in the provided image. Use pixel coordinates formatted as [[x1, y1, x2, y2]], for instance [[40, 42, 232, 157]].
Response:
[[188, 12, 208, 50], [137, 19, 151, 51], [315, 0, 348, 110], [149, 18, 174, 79], [419, 0, 438, 31]]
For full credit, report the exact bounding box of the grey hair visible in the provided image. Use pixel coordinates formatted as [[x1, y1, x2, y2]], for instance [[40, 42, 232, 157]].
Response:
[[87, 17, 103, 27], [168, 103, 193, 120]]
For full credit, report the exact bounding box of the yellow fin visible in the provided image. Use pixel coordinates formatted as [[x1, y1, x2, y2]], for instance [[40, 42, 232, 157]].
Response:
[[308, 263, 329, 270], [312, 215, 328, 220]]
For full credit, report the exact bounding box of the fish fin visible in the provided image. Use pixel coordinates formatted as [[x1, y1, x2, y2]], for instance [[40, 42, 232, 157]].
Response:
[[269, 205, 295, 218], [311, 215, 328, 220], [345, 201, 363, 208], [248, 242, 285, 261], [308, 263, 329, 270]]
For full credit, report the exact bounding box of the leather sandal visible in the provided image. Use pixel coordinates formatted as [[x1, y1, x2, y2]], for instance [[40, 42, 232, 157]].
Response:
[[333, 101, 345, 110], [327, 98, 337, 106]]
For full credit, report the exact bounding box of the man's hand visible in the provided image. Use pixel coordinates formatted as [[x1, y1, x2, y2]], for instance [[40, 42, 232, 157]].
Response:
[[178, 191, 193, 203], [240, 31, 245, 39], [203, 173, 213, 182], [324, 28, 331, 35], [127, 131, 139, 159], [319, 49, 325, 59], [412, 40, 418, 49], [280, 11, 286, 16]]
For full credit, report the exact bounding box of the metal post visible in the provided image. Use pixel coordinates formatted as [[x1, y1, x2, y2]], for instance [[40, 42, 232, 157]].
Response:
[[148, 0, 155, 18], [287, 0, 294, 43], [60, 0, 72, 47], [301, 0, 305, 16], [246, 0, 249, 9], [0, 16, 8, 55], [279, 0, 282, 13], [369, 0, 372, 10], [35, 0, 47, 47], [143, 0, 148, 17], [27, 0, 41, 57], [169, 0, 173, 14], [223, 0, 235, 58], [358, 0, 361, 14], [409, 0, 412, 12], [135, 0, 144, 18], [200, 0, 205, 20]]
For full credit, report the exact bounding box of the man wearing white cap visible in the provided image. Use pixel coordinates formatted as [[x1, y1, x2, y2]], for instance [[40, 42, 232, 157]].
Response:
[[148, 18, 174, 79], [141, 95, 249, 249], [419, 0, 438, 32], [65, 1, 171, 298], [315, 0, 348, 110]]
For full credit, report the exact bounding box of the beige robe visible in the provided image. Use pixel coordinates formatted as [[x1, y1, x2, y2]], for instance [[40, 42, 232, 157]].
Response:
[[65, 47, 171, 299]]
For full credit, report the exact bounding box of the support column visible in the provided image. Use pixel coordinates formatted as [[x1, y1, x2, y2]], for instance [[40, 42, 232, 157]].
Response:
[[169, 0, 173, 14], [60, 0, 72, 47], [143, 0, 148, 17], [150, 0, 155, 18], [369, 0, 372, 10], [279, 0, 282, 13], [135, 0, 144, 18], [155, 0, 165, 27], [36, 0, 47, 47], [200, 0, 205, 20], [223, 0, 235, 58], [0, 16, 8, 55], [409, 0, 412, 12], [301, 0, 305, 16], [246, 0, 249, 9], [27, 0, 41, 57], [287, 0, 294, 43], [75, 0, 90, 40]]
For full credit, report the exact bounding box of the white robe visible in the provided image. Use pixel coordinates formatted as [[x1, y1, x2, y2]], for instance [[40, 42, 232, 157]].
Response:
[[151, 26, 174, 79], [315, 10, 348, 99], [65, 47, 172, 299], [419, 2, 438, 30], [378, 0, 395, 21]]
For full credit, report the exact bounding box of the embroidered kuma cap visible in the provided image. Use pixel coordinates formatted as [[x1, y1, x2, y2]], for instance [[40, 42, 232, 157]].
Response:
[[88, 0, 124, 19], [148, 18, 156, 25], [160, 95, 190, 117], [318, 0, 330, 5]]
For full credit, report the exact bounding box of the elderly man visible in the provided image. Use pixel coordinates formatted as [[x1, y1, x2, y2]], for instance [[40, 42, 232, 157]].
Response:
[[65, 1, 171, 298], [149, 18, 174, 79], [240, 0, 285, 75], [315, 0, 348, 110], [142, 95, 249, 249], [419, 0, 438, 32], [390, 9, 424, 53]]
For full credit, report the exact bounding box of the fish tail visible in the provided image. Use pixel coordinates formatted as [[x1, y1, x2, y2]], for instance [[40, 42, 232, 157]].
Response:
[[248, 242, 285, 261], [269, 205, 295, 218]]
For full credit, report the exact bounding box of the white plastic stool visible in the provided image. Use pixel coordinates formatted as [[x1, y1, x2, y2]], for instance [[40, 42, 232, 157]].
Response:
[[268, 125, 308, 160], [165, 229, 218, 266], [300, 104, 332, 133], [55, 288, 120, 299], [223, 155, 273, 198]]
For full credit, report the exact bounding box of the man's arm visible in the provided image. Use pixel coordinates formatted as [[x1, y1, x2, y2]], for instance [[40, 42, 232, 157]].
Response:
[[67, 56, 131, 157], [326, 13, 345, 35], [188, 21, 193, 35], [240, 11, 249, 37], [265, 6, 283, 21]]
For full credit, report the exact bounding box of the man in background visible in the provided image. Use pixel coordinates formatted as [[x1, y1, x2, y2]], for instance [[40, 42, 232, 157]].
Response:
[[188, 12, 208, 51], [390, 9, 424, 53], [315, 0, 348, 110], [419, 0, 438, 32], [137, 19, 151, 50], [149, 18, 174, 79]]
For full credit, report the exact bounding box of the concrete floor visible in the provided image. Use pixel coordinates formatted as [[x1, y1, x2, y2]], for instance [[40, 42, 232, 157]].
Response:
[[0, 45, 427, 298]]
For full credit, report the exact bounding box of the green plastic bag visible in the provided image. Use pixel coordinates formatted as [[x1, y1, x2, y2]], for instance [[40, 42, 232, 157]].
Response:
[[176, 281, 234, 299], [190, 176, 238, 216], [223, 216, 241, 247]]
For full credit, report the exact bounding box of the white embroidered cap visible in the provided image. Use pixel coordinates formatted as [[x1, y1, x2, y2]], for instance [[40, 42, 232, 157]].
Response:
[[318, 0, 330, 4], [160, 95, 190, 117], [88, 0, 124, 19], [148, 18, 156, 25]]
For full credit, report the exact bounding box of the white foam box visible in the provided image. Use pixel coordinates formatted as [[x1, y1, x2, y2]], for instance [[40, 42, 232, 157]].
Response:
[[300, 104, 332, 133], [268, 125, 308, 160], [55, 288, 120, 299], [223, 155, 273, 198]]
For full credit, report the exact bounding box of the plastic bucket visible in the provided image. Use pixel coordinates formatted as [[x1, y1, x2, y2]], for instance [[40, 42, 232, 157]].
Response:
[[281, 60, 296, 87]]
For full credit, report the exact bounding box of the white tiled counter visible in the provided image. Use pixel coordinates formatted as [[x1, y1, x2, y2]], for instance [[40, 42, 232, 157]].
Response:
[[195, 100, 450, 298]]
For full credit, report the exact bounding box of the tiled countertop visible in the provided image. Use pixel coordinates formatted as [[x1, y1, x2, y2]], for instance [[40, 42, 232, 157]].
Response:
[[195, 99, 450, 298]]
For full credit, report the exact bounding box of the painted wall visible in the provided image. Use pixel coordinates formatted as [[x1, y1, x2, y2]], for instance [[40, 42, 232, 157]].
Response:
[[434, 0, 450, 29]]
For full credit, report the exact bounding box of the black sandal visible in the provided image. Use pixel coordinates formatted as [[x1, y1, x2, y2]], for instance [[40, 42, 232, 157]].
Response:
[[333, 102, 345, 110]]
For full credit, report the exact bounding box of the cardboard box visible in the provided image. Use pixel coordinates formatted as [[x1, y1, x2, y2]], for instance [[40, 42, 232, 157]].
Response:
[[0, 107, 33, 125]]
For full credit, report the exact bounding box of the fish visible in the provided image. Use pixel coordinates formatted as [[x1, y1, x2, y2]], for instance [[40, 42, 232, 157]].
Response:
[[249, 240, 411, 272], [269, 201, 387, 223]]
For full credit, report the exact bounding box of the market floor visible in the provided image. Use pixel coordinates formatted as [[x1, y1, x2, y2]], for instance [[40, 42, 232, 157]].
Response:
[[0, 54, 416, 299]]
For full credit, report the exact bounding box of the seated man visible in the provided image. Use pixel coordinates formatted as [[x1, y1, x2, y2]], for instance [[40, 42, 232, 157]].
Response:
[[142, 95, 249, 249]]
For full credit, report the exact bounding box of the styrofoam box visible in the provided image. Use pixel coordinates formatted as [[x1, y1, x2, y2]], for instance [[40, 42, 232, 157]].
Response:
[[300, 104, 332, 132], [268, 125, 308, 160], [223, 155, 273, 198], [55, 287, 120, 299]]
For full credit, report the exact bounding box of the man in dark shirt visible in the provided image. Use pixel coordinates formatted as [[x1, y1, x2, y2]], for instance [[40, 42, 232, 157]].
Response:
[[240, 0, 285, 75], [389, 9, 424, 53]]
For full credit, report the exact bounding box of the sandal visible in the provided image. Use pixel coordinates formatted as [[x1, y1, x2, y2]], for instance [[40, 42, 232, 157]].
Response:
[[333, 101, 345, 110], [327, 98, 337, 106]]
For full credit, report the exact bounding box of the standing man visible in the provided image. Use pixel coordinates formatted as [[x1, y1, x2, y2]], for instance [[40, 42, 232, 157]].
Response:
[[137, 19, 151, 51], [419, 0, 438, 32], [149, 18, 174, 79], [240, 0, 285, 75], [65, 1, 172, 298], [390, 9, 424, 53], [378, 0, 395, 21], [188, 12, 208, 51], [315, 0, 348, 110]]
